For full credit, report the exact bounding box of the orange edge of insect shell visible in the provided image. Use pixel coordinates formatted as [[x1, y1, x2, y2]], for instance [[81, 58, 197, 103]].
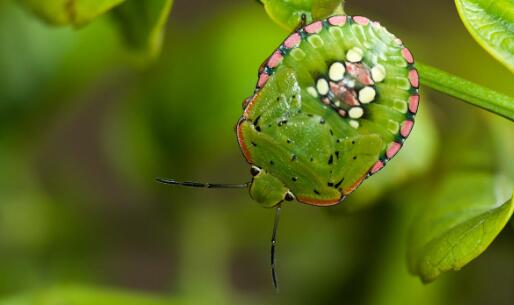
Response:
[[296, 196, 342, 207], [237, 88, 266, 163], [235, 118, 252, 166], [342, 172, 368, 196]]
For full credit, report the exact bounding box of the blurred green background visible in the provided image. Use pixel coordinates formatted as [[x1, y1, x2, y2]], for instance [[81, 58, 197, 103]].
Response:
[[0, 0, 513, 304]]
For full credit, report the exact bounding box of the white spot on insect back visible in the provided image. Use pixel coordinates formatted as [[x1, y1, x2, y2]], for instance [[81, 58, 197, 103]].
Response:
[[358, 86, 376, 104], [307, 86, 318, 98], [349, 120, 360, 129], [316, 78, 329, 95], [346, 47, 364, 62], [328, 62, 345, 82], [348, 107, 364, 119], [371, 64, 386, 82]]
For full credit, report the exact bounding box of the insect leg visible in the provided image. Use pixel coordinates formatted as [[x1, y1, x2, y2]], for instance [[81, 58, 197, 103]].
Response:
[[294, 13, 308, 31], [271, 203, 282, 292], [156, 178, 249, 189]]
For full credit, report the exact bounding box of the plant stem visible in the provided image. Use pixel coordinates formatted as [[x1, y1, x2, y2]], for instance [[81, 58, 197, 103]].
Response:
[[417, 62, 514, 121]]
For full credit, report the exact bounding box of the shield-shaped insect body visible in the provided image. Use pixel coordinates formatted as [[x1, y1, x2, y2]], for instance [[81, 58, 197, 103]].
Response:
[[237, 15, 419, 208]]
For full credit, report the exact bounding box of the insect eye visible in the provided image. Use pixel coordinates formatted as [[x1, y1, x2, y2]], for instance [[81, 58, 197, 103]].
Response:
[[250, 166, 261, 176], [284, 191, 295, 201]]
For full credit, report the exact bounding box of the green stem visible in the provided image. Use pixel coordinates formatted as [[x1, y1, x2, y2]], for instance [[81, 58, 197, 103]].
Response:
[[417, 62, 514, 121]]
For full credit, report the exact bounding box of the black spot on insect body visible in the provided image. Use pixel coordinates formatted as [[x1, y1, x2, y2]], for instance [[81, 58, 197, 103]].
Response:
[[285, 191, 295, 201], [319, 118, 326, 124], [408, 87, 419, 95], [336, 139, 341, 143], [329, 129, 334, 136], [335, 151, 340, 159], [328, 155, 333, 165], [307, 114, 314, 117], [254, 115, 262, 132], [250, 166, 261, 176], [254, 115, 261, 125], [287, 139, 292, 144], [314, 189, 321, 195], [334, 178, 344, 188], [292, 177, 298, 182], [310, 158, 314, 162], [270, 160, 274, 165], [352, 140, 355, 145], [291, 155, 297, 161], [278, 119, 288, 126], [327, 182, 334, 187], [353, 156, 357, 160], [251, 142, 257, 147]]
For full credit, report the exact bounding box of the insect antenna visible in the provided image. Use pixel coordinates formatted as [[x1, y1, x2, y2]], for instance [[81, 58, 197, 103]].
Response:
[[156, 178, 250, 189], [271, 203, 282, 293]]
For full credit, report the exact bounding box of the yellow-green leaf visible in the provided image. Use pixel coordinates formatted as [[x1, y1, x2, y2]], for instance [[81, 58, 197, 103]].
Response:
[[260, 0, 344, 31], [312, 0, 344, 20], [408, 172, 514, 282], [17, 0, 125, 26], [110, 0, 174, 62], [455, 0, 514, 72]]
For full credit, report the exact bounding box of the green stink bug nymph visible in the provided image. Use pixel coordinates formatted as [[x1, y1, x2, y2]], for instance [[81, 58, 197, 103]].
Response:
[[158, 15, 418, 291]]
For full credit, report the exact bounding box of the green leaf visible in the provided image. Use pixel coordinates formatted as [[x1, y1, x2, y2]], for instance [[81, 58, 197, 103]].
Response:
[[16, 0, 125, 26], [260, 0, 344, 31], [488, 115, 514, 179], [312, 0, 344, 20], [0, 286, 177, 305], [110, 0, 174, 62], [455, 0, 514, 72], [408, 172, 514, 283]]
